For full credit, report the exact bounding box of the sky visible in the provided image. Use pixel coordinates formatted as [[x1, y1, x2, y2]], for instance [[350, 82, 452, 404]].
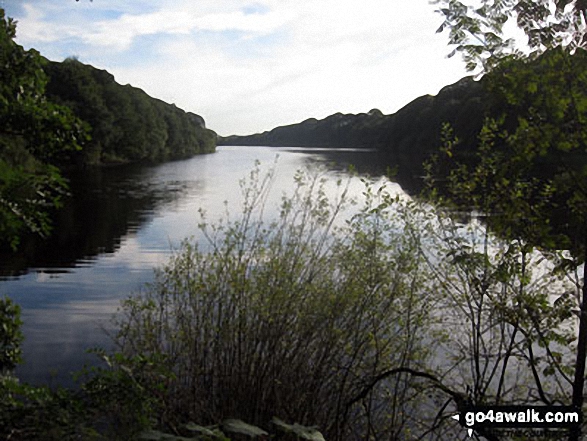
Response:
[[2, 0, 470, 136]]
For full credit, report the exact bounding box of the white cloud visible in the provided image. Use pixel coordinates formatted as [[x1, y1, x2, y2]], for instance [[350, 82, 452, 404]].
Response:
[[6, 0, 468, 135], [195, 9, 293, 33], [80, 6, 292, 51], [15, 4, 78, 44]]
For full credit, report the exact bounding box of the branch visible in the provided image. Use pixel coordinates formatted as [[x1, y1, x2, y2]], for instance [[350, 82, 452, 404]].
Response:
[[345, 367, 468, 411], [345, 366, 506, 441]]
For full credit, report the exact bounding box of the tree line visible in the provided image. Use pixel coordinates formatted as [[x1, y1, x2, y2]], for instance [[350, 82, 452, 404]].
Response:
[[2, 1, 587, 440], [0, 7, 215, 250], [44, 58, 216, 166]]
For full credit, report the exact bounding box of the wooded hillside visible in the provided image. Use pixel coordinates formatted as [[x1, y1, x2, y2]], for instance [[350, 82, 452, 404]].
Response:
[[44, 58, 216, 166], [218, 77, 486, 172]]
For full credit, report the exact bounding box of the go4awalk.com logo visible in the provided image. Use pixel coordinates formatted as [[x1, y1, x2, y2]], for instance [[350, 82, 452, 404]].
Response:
[[452, 405, 581, 438]]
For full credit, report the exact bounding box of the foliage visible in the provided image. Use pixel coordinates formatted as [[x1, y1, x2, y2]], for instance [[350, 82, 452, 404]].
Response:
[[0, 296, 22, 373], [420, 195, 577, 401], [0, 7, 89, 249], [0, 376, 103, 441], [0, 162, 581, 439], [0, 296, 157, 440], [433, 0, 587, 72], [219, 79, 488, 186], [0, 296, 101, 441], [78, 349, 167, 440], [431, 1, 587, 281], [484, 48, 587, 254], [345, 182, 579, 439], [432, 1, 587, 439], [102, 163, 586, 440], [44, 58, 216, 166], [0, 150, 69, 250], [0, 10, 87, 165], [112, 165, 438, 440], [0, 4, 214, 249]]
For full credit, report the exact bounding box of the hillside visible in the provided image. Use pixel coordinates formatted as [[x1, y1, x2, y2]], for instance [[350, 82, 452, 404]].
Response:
[[219, 77, 487, 174], [44, 58, 216, 166], [0, 4, 217, 251], [220, 107, 390, 149]]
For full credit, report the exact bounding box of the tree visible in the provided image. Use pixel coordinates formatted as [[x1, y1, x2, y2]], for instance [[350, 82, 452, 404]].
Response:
[[433, 0, 586, 72], [105, 162, 585, 439], [433, 1, 587, 439], [0, 8, 88, 249], [44, 57, 216, 165]]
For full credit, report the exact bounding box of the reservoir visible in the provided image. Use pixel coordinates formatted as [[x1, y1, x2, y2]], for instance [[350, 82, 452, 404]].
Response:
[[0, 145, 400, 388]]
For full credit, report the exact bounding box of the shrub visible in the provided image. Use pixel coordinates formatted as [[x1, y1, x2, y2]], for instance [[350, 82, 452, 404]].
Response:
[[0, 296, 23, 373], [113, 166, 437, 440]]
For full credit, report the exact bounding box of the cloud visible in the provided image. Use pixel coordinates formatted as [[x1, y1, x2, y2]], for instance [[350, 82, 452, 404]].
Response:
[[6, 0, 468, 135], [80, 7, 292, 51], [14, 0, 294, 51]]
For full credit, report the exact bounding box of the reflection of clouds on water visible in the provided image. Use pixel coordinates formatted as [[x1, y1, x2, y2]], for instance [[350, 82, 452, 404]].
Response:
[[103, 234, 170, 273], [3, 146, 391, 387], [35, 269, 69, 283], [17, 298, 122, 388]]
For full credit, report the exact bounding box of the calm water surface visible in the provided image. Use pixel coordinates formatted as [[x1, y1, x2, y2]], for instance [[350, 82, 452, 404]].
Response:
[[0, 146, 403, 387]]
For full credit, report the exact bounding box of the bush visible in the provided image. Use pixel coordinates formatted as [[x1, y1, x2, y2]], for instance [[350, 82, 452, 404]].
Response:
[[113, 166, 437, 440], [0, 296, 23, 373]]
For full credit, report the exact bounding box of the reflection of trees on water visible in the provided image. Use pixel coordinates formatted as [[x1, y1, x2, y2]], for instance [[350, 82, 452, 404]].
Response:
[[0, 148, 427, 279], [0, 164, 202, 278], [304, 148, 426, 195]]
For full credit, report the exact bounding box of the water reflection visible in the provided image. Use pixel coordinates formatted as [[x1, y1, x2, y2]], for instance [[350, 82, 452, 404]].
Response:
[[292, 147, 426, 194], [0, 159, 210, 279], [0, 146, 400, 387]]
